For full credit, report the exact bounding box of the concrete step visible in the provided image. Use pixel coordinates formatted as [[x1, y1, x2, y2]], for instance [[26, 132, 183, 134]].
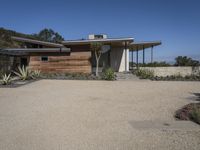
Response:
[[116, 72, 140, 81]]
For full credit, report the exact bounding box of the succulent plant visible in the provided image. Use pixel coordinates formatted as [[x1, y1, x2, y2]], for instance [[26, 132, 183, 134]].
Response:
[[13, 65, 32, 80], [31, 70, 41, 79], [1, 73, 12, 85]]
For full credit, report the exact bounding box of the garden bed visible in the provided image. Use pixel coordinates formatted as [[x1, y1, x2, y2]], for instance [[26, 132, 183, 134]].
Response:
[[151, 75, 200, 81], [40, 68, 116, 81], [175, 103, 200, 125], [40, 73, 102, 80], [0, 72, 116, 88], [133, 69, 200, 81], [0, 78, 40, 88], [0, 66, 116, 88]]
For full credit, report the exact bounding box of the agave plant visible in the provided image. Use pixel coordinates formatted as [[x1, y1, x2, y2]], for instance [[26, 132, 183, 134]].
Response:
[[1, 73, 12, 85], [31, 70, 41, 79], [13, 65, 32, 80]]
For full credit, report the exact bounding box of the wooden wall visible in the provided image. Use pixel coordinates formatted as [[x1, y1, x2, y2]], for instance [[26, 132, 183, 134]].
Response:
[[29, 51, 92, 73], [0, 55, 21, 74]]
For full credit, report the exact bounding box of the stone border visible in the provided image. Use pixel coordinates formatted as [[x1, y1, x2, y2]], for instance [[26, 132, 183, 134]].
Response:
[[0, 79, 40, 88]]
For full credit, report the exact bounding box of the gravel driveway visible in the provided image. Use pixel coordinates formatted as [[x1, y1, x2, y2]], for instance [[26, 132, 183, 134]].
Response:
[[0, 80, 200, 150]]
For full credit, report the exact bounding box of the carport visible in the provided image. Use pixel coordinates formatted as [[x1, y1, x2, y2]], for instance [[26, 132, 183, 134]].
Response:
[[129, 41, 162, 69]]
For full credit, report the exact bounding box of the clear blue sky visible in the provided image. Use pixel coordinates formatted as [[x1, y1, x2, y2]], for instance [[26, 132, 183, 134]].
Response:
[[0, 0, 199, 62]]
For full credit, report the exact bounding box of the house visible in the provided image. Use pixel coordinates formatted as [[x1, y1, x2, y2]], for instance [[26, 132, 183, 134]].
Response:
[[0, 34, 161, 73]]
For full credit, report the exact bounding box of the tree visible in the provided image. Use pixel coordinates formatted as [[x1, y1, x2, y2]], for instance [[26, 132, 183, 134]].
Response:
[[175, 56, 199, 66], [90, 42, 103, 76], [35, 28, 64, 43], [52, 32, 64, 43]]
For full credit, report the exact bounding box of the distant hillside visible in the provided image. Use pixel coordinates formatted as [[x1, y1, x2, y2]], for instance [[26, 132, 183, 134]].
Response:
[[0, 28, 39, 48]]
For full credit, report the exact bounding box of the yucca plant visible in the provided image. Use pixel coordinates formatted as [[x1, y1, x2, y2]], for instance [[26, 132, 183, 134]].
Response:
[[31, 70, 41, 79], [13, 65, 32, 80], [1, 73, 12, 85]]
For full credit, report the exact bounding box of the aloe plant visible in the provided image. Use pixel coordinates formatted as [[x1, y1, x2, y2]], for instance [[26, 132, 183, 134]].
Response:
[[31, 70, 41, 79], [1, 73, 12, 85], [13, 65, 32, 80]]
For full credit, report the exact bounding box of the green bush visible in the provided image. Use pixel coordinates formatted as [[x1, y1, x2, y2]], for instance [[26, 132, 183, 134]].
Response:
[[140, 61, 171, 67], [31, 70, 41, 79], [134, 69, 154, 79], [175, 56, 199, 66], [102, 68, 115, 81], [153, 74, 200, 81], [189, 106, 200, 124]]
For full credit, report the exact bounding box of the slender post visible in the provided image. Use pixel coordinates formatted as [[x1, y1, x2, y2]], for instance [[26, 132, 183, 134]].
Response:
[[136, 46, 139, 69], [143, 45, 145, 64], [151, 45, 154, 63], [125, 42, 127, 72], [132, 50, 133, 70]]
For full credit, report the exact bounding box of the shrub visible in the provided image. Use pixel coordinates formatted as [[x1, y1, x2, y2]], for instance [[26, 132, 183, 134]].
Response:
[[102, 68, 115, 80], [176, 103, 200, 125], [31, 70, 41, 79], [134, 69, 154, 79], [152, 74, 200, 81], [0, 73, 12, 85], [189, 106, 200, 124], [175, 56, 199, 66], [13, 65, 32, 80], [140, 61, 171, 67]]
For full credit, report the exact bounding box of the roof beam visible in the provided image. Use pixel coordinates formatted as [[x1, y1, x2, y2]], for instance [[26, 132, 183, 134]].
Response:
[[129, 41, 161, 51], [11, 36, 64, 48]]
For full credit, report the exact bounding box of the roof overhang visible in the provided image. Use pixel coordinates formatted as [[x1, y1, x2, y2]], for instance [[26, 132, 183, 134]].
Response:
[[129, 41, 161, 51], [11, 36, 64, 48], [62, 37, 134, 46], [0, 48, 70, 56]]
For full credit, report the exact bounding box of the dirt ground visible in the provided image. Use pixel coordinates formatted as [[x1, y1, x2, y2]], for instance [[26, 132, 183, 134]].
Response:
[[0, 80, 200, 150]]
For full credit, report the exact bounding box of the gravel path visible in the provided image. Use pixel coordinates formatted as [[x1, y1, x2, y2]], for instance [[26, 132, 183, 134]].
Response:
[[0, 80, 200, 150]]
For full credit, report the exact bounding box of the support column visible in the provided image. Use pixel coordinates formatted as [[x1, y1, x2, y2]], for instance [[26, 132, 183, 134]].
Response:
[[132, 50, 133, 70], [151, 46, 154, 63], [124, 42, 129, 72], [143, 45, 145, 64], [125, 42, 127, 72], [136, 46, 139, 69]]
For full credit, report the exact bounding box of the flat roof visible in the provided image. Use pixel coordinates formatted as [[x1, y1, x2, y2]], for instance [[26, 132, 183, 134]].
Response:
[[0, 48, 70, 56], [62, 37, 134, 45], [129, 41, 161, 51], [11, 36, 64, 48]]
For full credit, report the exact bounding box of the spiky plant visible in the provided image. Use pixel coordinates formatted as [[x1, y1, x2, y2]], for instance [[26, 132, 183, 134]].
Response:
[[31, 70, 41, 79], [13, 65, 32, 80], [1, 73, 12, 85]]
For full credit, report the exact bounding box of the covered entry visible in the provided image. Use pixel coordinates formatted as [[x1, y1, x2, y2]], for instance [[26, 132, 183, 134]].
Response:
[[129, 41, 161, 69]]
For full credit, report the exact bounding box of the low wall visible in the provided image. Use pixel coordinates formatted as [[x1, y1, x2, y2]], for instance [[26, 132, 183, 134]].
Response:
[[140, 67, 200, 77]]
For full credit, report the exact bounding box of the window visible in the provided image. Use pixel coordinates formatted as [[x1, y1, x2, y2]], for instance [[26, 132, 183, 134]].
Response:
[[41, 56, 48, 62]]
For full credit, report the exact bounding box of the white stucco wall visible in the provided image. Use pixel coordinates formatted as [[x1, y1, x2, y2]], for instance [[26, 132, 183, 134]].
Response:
[[110, 47, 129, 72], [141, 67, 200, 77]]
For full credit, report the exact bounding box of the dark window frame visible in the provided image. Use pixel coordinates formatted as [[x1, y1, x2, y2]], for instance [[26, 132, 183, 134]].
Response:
[[41, 56, 49, 62]]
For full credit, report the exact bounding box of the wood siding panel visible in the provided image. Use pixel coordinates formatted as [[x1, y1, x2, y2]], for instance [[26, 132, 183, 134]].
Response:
[[29, 51, 91, 73]]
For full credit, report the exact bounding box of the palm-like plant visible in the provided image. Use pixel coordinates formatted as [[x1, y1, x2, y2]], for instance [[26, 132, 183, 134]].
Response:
[[1, 73, 12, 85], [13, 65, 32, 80]]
